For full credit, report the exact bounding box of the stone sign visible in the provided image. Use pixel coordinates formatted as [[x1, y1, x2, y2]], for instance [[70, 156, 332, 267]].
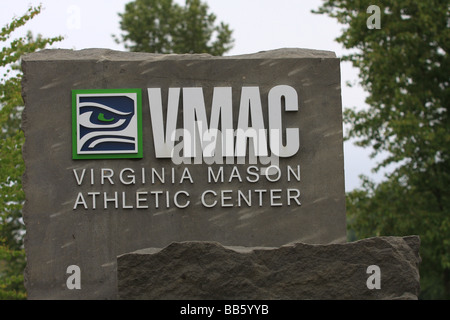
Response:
[[22, 48, 346, 299]]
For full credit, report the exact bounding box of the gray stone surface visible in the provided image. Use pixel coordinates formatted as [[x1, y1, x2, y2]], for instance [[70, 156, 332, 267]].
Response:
[[117, 236, 421, 300], [22, 48, 345, 299]]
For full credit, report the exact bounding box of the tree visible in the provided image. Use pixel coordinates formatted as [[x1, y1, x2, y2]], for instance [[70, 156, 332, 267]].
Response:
[[314, 0, 449, 299], [0, 5, 62, 299], [114, 0, 234, 55]]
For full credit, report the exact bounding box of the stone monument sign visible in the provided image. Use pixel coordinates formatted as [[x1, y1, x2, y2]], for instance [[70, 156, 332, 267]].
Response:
[[22, 48, 346, 299]]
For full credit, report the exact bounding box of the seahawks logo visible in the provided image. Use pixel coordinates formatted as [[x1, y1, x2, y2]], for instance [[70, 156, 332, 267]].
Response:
[[72, 89, 143, 159]]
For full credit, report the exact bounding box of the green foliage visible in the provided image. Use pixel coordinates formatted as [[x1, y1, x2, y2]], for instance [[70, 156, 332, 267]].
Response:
[[0, 5, 62, 300], [0, 238, 26, 300], [315, 0, 449, 299], [115, 0, 234, 55]]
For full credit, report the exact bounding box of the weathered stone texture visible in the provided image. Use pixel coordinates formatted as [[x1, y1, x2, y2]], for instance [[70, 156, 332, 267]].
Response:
[[117, 236, 421, 300], [22, 48, 345, 299]]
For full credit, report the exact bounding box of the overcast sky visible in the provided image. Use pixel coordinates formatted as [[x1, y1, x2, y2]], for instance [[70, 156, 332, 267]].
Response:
[[1, 0, 393, 191]]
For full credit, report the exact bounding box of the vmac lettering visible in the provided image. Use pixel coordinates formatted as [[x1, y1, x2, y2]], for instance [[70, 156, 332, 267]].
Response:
[[147, 85, 299, 160]]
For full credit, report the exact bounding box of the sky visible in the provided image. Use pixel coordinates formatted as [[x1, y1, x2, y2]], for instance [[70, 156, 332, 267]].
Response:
[[1, 0, 393, 191]]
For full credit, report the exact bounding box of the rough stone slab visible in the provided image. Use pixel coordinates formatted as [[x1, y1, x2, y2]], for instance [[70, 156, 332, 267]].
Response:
[[117, 236, 421, 300], [21, 48, 345, 299], [21, 47, 336, 61]]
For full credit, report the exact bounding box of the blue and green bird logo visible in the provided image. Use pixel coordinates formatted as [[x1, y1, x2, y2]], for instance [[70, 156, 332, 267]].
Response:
[[72, 89, 142, 159]]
